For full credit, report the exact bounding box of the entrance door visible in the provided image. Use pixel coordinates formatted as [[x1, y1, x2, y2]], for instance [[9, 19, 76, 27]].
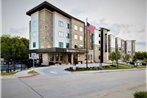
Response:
[[68, 54, 71, 63], [73, 54, 78, 64]]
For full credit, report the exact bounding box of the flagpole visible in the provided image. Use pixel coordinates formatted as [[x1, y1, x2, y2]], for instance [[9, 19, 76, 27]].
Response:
[[86, 18, 88, 68]]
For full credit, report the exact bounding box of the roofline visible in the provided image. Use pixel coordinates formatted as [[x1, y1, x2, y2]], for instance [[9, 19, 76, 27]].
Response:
[[99, 27, 110, 31], [26, 1, 85, 24]]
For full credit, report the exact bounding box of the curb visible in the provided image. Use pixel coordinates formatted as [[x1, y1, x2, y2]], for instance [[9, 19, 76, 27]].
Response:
[[17, 73, 39, 78], [76, 68, 146, 74]]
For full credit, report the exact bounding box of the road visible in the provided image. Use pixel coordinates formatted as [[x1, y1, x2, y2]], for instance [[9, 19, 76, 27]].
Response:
[[2, 69, 146, 98]]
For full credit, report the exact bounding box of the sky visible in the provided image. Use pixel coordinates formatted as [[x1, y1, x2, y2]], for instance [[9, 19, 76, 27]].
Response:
[[2, 0, 146, 52]]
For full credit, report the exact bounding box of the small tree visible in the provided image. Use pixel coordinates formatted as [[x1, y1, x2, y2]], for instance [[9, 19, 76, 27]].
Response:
[[123, 54, 131, 63], [109, 52, 115, 65], [114, 51, 121, 69]]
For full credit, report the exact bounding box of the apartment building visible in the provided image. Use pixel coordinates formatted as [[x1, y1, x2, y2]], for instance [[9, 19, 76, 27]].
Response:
[[99, 28, 110, 63], [108, 34, 116, 53], [108, 35, 136, 61], [27, 1, 86, 65], [125, 40, 136, 57]]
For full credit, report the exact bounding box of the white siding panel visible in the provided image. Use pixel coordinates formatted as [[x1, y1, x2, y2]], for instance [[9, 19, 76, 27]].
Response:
[[30, 12, 39, 50]]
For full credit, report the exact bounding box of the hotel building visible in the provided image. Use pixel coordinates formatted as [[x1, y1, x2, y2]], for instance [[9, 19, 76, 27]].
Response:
[[27, 1, 86, 65], [27, 1, 135, 66]]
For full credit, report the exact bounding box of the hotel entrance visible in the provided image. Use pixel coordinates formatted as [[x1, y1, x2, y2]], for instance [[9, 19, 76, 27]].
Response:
[[30, 48, 86, 65]]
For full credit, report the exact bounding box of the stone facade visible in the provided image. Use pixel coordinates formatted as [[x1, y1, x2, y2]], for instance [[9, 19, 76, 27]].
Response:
[[70, 18, 85, 49], [93, 44, 100, 62], [39, 8, 53, 49]]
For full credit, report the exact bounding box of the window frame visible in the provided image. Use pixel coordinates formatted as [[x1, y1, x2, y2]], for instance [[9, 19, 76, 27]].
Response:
[[58, 31, 64, 37], [59, 42, 64, 48], [33, 42, 36, 48], [58, 20, 64, 27], [74, 25, 78, 30], [79, 27, 83, 32], [74, 34, 78, 39]]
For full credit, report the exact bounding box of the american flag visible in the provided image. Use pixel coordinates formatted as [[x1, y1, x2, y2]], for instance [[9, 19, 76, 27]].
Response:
[[87, 22, 96, 34]]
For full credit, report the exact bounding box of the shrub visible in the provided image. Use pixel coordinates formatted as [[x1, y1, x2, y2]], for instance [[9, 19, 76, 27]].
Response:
[[134, 91, 147, 98], [28, 70, 38, 74]]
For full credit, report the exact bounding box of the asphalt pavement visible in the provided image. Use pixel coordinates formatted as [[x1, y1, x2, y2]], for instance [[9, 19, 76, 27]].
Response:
[[2, 69, 146, 98]]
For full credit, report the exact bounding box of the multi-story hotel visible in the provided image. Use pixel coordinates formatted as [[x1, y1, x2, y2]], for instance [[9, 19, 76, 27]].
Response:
[[27, 1, 136, 66], [27, 1, 86, 65]]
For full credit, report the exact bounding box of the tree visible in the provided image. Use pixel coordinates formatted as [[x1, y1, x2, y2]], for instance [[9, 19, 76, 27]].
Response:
[[1, 35, 29, 63], [114, 51, 121, 68], [109, 51, 121, 68], [109, 52, 115, 65], [134, 52, 147, 61], [123, 54, 131, 63]]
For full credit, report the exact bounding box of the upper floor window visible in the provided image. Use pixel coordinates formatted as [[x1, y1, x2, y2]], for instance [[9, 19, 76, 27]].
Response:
[[79, 27, 83, 32], [74, 25, 78, 30], [79, 45, 83, 48], [66, 33, 70, 39], [59, 42, 64, 48], [80, 36, 83, 41], [58, 31, 64, 37], [66, 23, 70, 29], [58, 20, 64, 27], [33, 42, 36, 48], [74, 35, 78, 39], [66, 43, 70, 48]]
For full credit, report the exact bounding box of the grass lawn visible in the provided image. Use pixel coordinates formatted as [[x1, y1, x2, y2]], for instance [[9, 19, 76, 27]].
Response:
[[28, 70, 38, 74], [1, 72, 17, 76], [65, 64, 146, 71]]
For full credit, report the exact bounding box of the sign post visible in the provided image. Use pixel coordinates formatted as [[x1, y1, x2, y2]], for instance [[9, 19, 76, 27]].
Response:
[[32, 53, 36, 67]]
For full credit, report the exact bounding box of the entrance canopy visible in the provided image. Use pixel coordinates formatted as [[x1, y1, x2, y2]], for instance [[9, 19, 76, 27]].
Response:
[[30, 48, 86, 53]]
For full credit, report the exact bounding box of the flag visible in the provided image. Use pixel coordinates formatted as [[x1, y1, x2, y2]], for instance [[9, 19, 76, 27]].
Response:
[[87, 22, 96, 34]]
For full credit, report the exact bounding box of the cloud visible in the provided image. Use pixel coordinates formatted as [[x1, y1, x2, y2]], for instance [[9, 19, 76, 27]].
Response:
[[7, 27, 29, 38], [136, 41, 146, 45], [70, 9, 85, 17]]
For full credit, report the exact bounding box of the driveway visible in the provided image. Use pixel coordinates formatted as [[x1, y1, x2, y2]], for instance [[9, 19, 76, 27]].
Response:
[[15, 63, 110, 76]]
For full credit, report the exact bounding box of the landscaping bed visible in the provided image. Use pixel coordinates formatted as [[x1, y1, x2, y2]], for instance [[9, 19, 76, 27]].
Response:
[[65, 64, 146, 71], [134, 91, 147, 98], [1, 71, 17, 76]]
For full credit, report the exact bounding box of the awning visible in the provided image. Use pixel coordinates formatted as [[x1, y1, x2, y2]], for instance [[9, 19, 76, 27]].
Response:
[[30, 48, 86, 53]]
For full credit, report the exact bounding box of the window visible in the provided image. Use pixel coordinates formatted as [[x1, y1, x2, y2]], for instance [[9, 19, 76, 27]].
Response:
[[74, 35, 78, 39], [74, 44, 78, 48], [80, 36, 83, 40], [99, 34, 101, 37], [79, 27, 83, 32], [58, 20, 64, 27], [58, 31, 64, 37], [66, 23, 70, 29], [59, 42, 64, 48], [99, 41, 101, 44], [79, 45, 83, 48], [60, 56, 63, 61], [33, 42, 36, 48], [74, 25, 78, 30], [66, 43, 69, 48], [55, 55, 59, 61], [66, 33, 70, 39], [50, 56, 54, 61]]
